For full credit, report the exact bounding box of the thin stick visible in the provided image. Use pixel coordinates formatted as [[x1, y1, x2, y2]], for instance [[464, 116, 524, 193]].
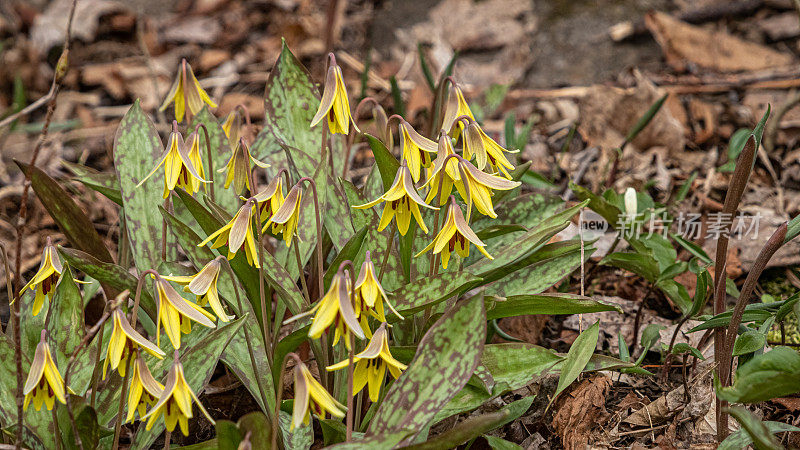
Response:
[[293, 236, 312, 306], [163, 431, 171, 449], [111, 355, 134, 450], [346, 332, 355, 441], [88, 312, 105, 409]]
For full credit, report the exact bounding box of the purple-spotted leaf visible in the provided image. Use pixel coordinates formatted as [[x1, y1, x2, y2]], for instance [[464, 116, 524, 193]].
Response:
[[113, 99, 174, 270], [15, 160, 114, 265], [62, 160, 122, 205], [485, 243, 592, 297], [369, 294, 485, 438], [389, 272, 482, 317]]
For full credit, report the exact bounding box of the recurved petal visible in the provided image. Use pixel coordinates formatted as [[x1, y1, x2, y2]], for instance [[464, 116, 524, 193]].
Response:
[[23, 340, 48, 395], [355, 324, 386, 359], [143, 362, 178, 420], [136, 354, 165, 397], [400, 166, 437, 209], [465, 162, 520, 190], [452, 203, 486, 246], [270, 187, 302, 225], [187, 260, 221, 295], [311, 66, 338, 127], [158, 278, 216, 328], [336, 274, 365, 340], [228, 201, 255, 253], [402, 120, 437, 152], [116, 310, 166, 358], [291, 365, 311, 430], [253, 176, 282, 202]]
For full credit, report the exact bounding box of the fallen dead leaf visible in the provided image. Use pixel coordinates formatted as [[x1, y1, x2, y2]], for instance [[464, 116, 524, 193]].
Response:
[[644, 11, 794, 72], [578, 78, 685, 155], [30, 0, 129, 52], [771, 396, 800, 411], [688, 98, 717, 145], [552, 374, 612, 450], [756, 12, 800, 41]]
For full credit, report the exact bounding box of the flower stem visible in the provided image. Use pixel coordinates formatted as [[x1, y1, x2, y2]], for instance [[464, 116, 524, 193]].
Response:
[[256, 222, 273, 360], [272, 353, 294, 450], [293, 236, 312, 307], [196, 123, 215, 203], [111, 354, 134, 450], [377, 224, 395, 283], [53, 406, 62, 450], [161, 195, 171, 262], [346, 332, 355, 441], [295, 178, 325, 298], [220, 258, 272, 413]]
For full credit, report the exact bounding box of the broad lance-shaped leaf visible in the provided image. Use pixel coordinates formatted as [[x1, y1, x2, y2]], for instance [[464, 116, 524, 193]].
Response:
[[114, 99, 175, 270], [369, 294, 485, 438], [549, 321, 599, 409], [62, 160, 123, 206], [58, 247, 158, 331], [389, 271, 482, 317], [190, 106, 241, 215], [324, 176, 356, 252], [47, 266, 86, 383], [717, 346, 800, 403], [724, 406, 782, 450], [404, 397, 533, 450], [485, 293, 621, 320], [486, 243, 591, 298], [720, 418, 800, 450]]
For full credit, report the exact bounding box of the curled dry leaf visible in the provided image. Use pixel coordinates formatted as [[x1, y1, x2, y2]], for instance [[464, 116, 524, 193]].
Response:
[[552, 374, 612, 450]]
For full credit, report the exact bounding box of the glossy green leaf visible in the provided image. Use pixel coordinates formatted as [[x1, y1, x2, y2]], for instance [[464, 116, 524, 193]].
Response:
[[485, 436, 523, 450], [724, 406, 782, 450], [365, 133, 399, 192], [600, 252, 659, 283], [569, 183, 622, 227], [370, 294, 486, 437], [548, 321, 599, 408], [717, 346, 800, 403], [720, 419, 799, 450], [114, 100, 178, 270], [62, 160, 122, 205], [485, 293, 621, 320]]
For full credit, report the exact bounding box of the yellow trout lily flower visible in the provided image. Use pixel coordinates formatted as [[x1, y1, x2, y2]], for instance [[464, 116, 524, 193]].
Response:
[[290, 356, 346, 431], [103, 309, 165, 379], [23, 331, 66, 411], [416, 198, 493, 269], [422, 134, 464, 207], [310, 54, 358, 135], [262, 184, 302, 246], [219, 139, 269, 195], [144, 351, 215, 436], [354, 164, 437, 236], [253, 175, 286, 224], [127, 351, 164, 423], [290, 269, 365, 350], [399, 119, 437, 182], [152, 274, 216, 349], [163, 257, 233, 323], [199, 198, 261, 267], [20, 237, 62, 316], [160, 59, 217, 122], [221, 110, 246, 147], [441, 82, 475, 136], [354, 251, 403, 323], [137, 128, 210, 198], [327, 323, 406, 402], [462, 120, 517, 179]]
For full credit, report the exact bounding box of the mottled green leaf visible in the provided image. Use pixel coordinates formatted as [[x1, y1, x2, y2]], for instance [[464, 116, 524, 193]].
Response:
[[404, 397, 532, 450], [58, 247, 157, 328], [365, 133, 399, 192], [57, 398, 102, 450], [113, 99, 173, 270], [47, 267, 84, 376], [486, 293, 621, 320], [62, 160, 122, 206], [370, 294, 485, 437], [485, 436, 523, 450], [569, 182, 622, 227], [16, 161, 114, 265], [280, 410, 313, 450], [390, 271, 482, 317], [324, 225, 368, 289], [486, 244, 589, 297], [324, 177, 356, 252], [328, 429, 414, 449], [340, 178, 374, 231], [549, 321, 599, 408]]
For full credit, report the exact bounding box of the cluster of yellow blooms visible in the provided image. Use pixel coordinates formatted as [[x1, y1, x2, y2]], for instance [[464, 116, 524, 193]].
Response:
[[21, 52, 521, 436]]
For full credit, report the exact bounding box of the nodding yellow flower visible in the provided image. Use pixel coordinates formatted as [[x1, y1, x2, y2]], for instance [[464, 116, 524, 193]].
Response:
[[219, 139, 269, 195], [152, 274, 216, 349], [253, 175, 285, 224], [399, 119, 437, 183], [103, 309, 165, 379], [455, 157, 520, 219], [422, 134, 463, 207], [221, 110, 244, 147], [290, 357, 345, 431], [160, 59, 217, 123], [290, 269, 365, 350], [20, 238, 62, 316], [462, 121, 517, 179], [137, 129, 209, 198], [441, 82, 475, 136], [262, 184, 302, 246], [326, 323, 406, 402], [199, 199, 261, 267], [310, 54, 358, 135], [354, 251, 403, 324], [416, 198, 493, 269], [354, 164, 437, 236], [126, 351, 164, 423], [144, 351, 215, 436], [162, 258, 233, 323], [23, 331, 66, 411]]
